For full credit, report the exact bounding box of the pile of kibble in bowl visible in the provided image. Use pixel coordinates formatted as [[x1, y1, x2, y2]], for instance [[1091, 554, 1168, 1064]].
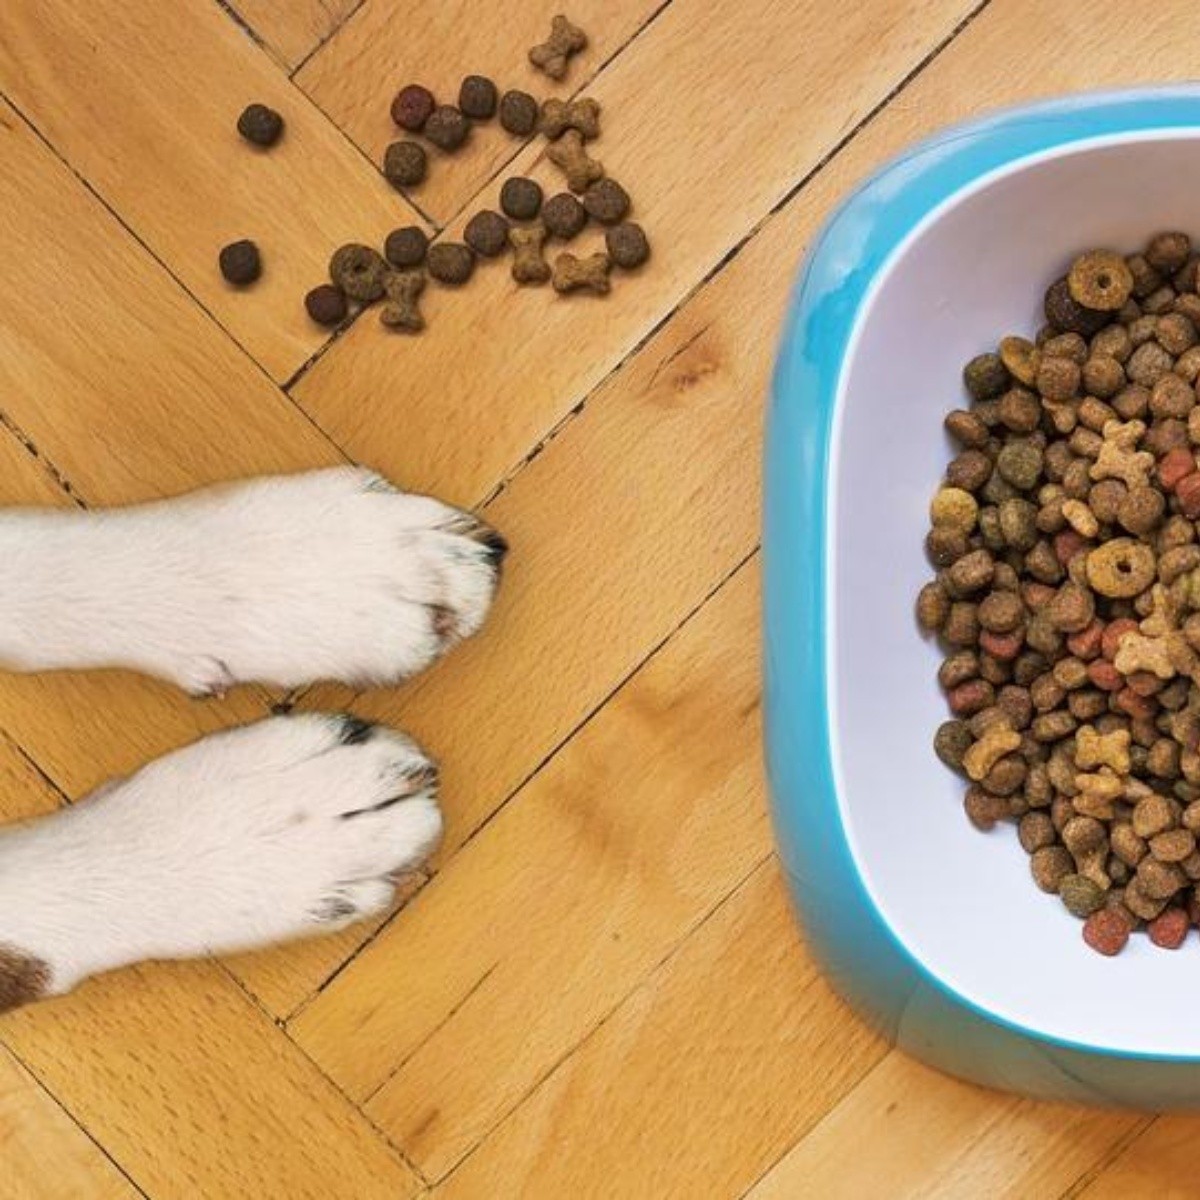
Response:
[[917, 232, 1200, 957]]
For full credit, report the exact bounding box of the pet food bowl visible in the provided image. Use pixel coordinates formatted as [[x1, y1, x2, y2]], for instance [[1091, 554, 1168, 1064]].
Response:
[[764, 87, 1200, 1109]]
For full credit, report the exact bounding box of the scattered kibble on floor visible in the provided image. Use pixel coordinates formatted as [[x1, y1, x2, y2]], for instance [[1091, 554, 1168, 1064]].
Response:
[[219, 239, 261, 284], [921, 230, 1200, 957], [221, 16, 651, 333]]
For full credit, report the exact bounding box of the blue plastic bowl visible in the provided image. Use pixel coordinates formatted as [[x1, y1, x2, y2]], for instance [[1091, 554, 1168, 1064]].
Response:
[[764, 87, 1200, 1109]]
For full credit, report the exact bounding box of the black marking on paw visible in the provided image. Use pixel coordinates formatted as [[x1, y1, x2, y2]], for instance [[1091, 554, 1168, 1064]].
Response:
[[0, 943, 50, 1014], [312, 895, 358, 923], [338, 715, 377, 745], [479, 526, 509, 567], [340, 762, 439, 819]]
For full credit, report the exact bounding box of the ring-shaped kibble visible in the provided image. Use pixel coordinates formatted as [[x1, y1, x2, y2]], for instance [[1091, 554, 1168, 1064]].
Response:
[[1068, 250, 1135, 311], [329, 243, 388, 302], [1086, 537, 1158, 598]]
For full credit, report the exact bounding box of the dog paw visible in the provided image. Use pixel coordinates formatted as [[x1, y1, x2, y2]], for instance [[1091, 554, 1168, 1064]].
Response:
[[0, 713, 442, 991]]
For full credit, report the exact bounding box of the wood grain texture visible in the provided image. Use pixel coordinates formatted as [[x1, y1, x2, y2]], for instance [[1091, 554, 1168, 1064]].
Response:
[[227, 0, 360, 70], [296, 0, 663, 223], [0, 0, 418, 382], [1075, 1116, 1200, 1200], [292, 565, 770, 1176], [435, 860, 885, 1197], [291, 0, 978, 505], [0, 1045, 136, 1200]]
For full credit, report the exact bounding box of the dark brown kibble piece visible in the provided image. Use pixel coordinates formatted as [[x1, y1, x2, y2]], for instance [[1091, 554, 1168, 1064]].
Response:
[[329, 243, 388, 302], [582, 178, 631, 225], [219, 239, 261, 285], [384, 226, 429, 269], [542, 192, 588, 240], [383, 140, 427, 188], [1147, 232, 1192, 274], [425, 105, 471, 152], [426, 242, 475, 285], [237, 103, 284, 147], [1045, 277, 1110, 336], [500, 176, 544, 220], [499, 89, 540, 136], [464, 210, 510, 258], [458, 75, 498, 120], [391, 84, 436, 132], [963, 353, 1010, 401], [606, 222, 650, 270], [304, 284, 347, 326]]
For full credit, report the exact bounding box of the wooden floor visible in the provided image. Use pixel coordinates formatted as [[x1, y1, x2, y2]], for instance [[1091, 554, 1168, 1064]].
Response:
[[0, 1, 1197, 1196]]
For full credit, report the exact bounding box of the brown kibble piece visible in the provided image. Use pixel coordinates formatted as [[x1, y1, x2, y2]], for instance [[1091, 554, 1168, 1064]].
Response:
[[1045, 277, 1110, 336], [509, 224, 550, 285], [237, 103, 284, 147], [547, 129, 604, 193], [542, 193, 589, 241], [499, 90, 540, 136], [304, 284, 347, 326], [1036, 355, 1080, 401], [464, 210, 510, 258], [379, 270, 425, 333], [917, 581, 950, 631], [934, 720, 973, 770], [1059, 873, 1105, 917], [383, 140, 427, 188], [1147, 231, 1192, 273], [218, 239, 261, 286], [529, 14, 588, 79], [1150, 828, 1197, 863], [329, 243, 387, 302], [582, 178, 631, 225], [426, 242, 475, 286], [500, 176, 544, 220], [999, 336, 1040, 386], [1031, 844, 1075, 892], [552, 251, 611, 295], [384, 226, 428, 269], [391, 84, 435, 132], [1133, 793, 1177, 839], [540, 97, 601, 140], [424, 105, 471, 152], [458, 75, 498, 120], [963, 354, 1009, 401], [1085, 537, 1157, 598], [1069, 250, 1135, 311], [606, 223, 651, 270]]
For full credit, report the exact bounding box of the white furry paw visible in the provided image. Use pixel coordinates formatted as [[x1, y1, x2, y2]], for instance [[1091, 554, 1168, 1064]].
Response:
[[0, 714, 442, 995], [0, 466, 507, 691]]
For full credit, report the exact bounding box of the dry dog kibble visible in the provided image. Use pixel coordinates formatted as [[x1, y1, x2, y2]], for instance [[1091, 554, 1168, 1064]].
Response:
[[384, 226, 428, 269], [509, 223, 550, 285], [237, 103, 284, 147], [1045, 277, 1109, 336], [1083, 908, 1132, 955], [464, 210, 510, 258], [426, 242, 475, 285], [541, 97, 601, 140], [458, 75, 498, 120], [606, 222, 651, 270], [1060, 873, 1106, 917], [379, 270, 425, 333], [218, 239, 261, 285], [424, 105, 471, 152], [529, 14, 587, 79], [1032, 845, 1075, 892], [499, 89, 540, 136], [552, 251, 611, 295], [1086, 538, 1157, 598], [963, 354, 1010, 401], [1149, 905, 1190, 947], [1069, 250, 1134, 311], [542, 192, 588, 240], [547, 129, 604, 193], [582, 178, 631, 225], [383, 140, 427, 188], [500, 176, 544, 221], [329, 243, 388, 302], [391, 84, 436, 132], [304, 284, 347, 326]]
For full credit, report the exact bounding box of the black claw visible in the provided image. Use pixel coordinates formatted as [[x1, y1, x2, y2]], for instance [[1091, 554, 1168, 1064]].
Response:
[[338, 715, 377, 745]]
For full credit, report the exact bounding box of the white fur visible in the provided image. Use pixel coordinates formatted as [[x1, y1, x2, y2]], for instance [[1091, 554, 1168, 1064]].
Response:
[[0, 713, 443, 996], [0, 466, 503, 692]]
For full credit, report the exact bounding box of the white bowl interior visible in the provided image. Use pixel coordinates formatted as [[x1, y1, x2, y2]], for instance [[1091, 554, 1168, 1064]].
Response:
[[831, 133, 1200, 1056]]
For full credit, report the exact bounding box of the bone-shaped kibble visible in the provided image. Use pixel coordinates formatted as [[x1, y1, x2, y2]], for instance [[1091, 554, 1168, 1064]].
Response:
[[540, 97, 601, 140], [509, 224, 550, 285], [1075, 725, 1131, 774], [552, 251, 611, 295], [379, 270, 425, 332], [547, 129, 604, 193], [1090, 419, 1155, 489], [962, 724, 1020, 783], [529, 14, 587, 79], [1073, 769, 1123, 820]]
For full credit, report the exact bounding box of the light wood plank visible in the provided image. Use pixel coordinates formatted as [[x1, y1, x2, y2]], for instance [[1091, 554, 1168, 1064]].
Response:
[[292, 564, 769, 1175], [747, 1054, 1141, 1200], [432, 859, 884, 1196], [296, 0, 664, 223], [0, 1045, 137, 1200], [1073, 1117, 1200, 1200], [228, 0, 360, 70], [1, 963, 421, 1200], [0, 0, 420, 382], [291, 0, 978, 504]]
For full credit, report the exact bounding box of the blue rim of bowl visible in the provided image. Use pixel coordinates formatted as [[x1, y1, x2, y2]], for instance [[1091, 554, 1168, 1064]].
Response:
[[764, 85, 1200, 1067]]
